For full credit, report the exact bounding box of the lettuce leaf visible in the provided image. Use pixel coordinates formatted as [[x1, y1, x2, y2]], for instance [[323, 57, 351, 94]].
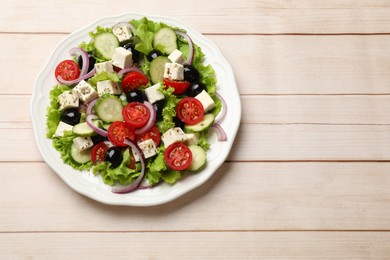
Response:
[[130, 17, 164, 55], [46, 85, 72, 138], [52, 131, 93, 171], [93, 149, 139, 185], [157, 85, 180, 133], [146, 151, 166, 185], [161, 169, 182, 184], [87, 71, 120, 87]]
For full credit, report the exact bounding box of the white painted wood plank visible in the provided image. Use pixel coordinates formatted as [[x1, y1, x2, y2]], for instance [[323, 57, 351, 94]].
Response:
[[1, 162, 390, 232], [4, 34, 390, 95], [1, 232, 389, 259], [2, 0, 390, 33]]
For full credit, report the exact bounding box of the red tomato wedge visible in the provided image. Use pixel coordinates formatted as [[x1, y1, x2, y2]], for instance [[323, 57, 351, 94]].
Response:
[[55, 60, 81, 81], [121, 71, 149, 93], [164, 142, 192, 171], [135, 125, 161, 146], [176, 97, 204, 125], [163, 78, 190, 95], [91, 142, 108, 165], [122, 102, 151, 128], [107, 121, 135, 147]]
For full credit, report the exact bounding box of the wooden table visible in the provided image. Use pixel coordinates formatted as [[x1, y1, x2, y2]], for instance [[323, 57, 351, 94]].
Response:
[[2, 1, 390, 258]]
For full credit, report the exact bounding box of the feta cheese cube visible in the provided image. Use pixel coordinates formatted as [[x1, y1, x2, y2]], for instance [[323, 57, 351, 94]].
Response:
[[163, 63, 184, 81], [195, 90, 216, 112], [112, 25, 132, 43], [132, 139, 158, 162], [54, 121, 73, 137], [161, 127, 187, 148], [168, 49, 185, 64], [111, 47, 133, 69], [97, 80, 121, 96], [72, 80, 98, 104], [58, 90, 79, 111], [73, 136, 93, 152], [185, 133, 200, 145], [144, 83, 165, 104], [95, 61, 114, 73]]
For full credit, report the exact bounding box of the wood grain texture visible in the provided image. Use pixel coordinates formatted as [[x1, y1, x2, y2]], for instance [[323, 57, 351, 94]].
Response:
[[2, 0, 390, 34], [1, 232, 390, 259], [4, 34, 390, 95], [1, 162, 390, 232]]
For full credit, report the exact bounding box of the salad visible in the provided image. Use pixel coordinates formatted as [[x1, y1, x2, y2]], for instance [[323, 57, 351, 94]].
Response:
[[46, 17, 227, 194]]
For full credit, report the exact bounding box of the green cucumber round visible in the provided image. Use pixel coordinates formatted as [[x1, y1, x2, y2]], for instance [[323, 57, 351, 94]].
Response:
[[153, 27, 177, 55], [72, 121, 100, 136], [70, 143, 91, 164], [94, 32, 119, 60], [187, 145, 206, 172], [184, 114, 215, 132], [150, 56, 170, 84], [95, 95, 124, 123]]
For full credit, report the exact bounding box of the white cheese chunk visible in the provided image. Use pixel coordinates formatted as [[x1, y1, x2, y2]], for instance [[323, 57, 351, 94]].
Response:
[[97, 80, 121, 96], [185, 133, 200, 145], [163, 63, 184, 81], [72, 80, 98, 104], [54, 121, 73, 137], [58, 90, 79, 111], [132, 139, 158, 162], [111, 47, 133, 69], [144, 83, 165, 104], [95, 61, 114, 74], [161, 127, 187, 148], [195, 90, 216, 112], [73, 136, 93, 152], [112, 25, 132, 43], [168, 49, 185, 64]]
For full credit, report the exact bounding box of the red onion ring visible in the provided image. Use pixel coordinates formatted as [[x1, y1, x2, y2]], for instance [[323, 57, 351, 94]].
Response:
[[112, 22, 136, 36], [57, 68, 96, 85], [214, 92, 227, 124], [211, 123, 227, 141], [117, 67, 146, 77], [86, 114, 108, 137], [70, 47, 89, 77], [86, 98, 98, 115], [111, 139, 146, 194], [175, 30, 194, 65], [135, 101, 156, 135]]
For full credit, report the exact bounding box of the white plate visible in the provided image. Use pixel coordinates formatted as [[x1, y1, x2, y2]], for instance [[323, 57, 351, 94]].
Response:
[[30, 13, 241, 206]]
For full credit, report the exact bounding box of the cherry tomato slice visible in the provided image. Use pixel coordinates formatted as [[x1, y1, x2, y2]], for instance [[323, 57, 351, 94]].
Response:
[[121, 71, 149, 93], [107, 121, 135, 147], [91, 142, 108, 165], [163, 78, 190, 95], [164, 142, 192, 171], [135, 125, 161, 146], [55, 60, 81, 81], [122, 102, 151, 128], [176, 97, 204, 125]]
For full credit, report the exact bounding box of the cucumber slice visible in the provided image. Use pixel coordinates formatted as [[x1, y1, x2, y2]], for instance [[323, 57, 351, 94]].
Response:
[[150, 56, 170, 84], [72, 121, 99, 136], [95, 95, 124, 123], [153, 27, 177, 55], [185, 114, 215, 132], [94, 32, 119, 60], [70, 143, 91, 164], [187, 145, 206, 172]]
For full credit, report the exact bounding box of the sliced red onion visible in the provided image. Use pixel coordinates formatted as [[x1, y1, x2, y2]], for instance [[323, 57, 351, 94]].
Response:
[[86, 98, 98, 115], [117, 67, 145, 77], [175, 30, 194, 65], [111, 139, 146, 194], [211, 123, 227, 141], [135, 101, 156, 135], [112, 22, 136, 36], [70, 47, 89, 76], [86, 114, 107, 137], [214, 92, 227, 124], [57, 68, 96, 85]]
